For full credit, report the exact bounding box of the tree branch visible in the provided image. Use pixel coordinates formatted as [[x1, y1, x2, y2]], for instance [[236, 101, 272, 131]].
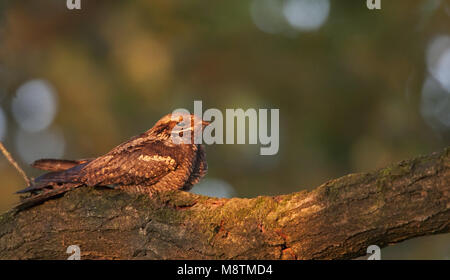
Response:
[[0, 147, 449, 260]]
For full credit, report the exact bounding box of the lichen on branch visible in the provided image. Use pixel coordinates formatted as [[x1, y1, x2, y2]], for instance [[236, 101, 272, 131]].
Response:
[[0, 147, 449, 260]]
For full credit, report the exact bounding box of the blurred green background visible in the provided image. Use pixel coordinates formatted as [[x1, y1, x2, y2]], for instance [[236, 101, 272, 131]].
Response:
[[0, 0, 449, 259]]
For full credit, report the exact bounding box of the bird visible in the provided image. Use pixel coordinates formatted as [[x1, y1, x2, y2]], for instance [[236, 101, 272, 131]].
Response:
[[15, 113, 210, 210]]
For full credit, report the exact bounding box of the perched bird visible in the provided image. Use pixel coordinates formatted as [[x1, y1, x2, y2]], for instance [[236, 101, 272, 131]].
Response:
[[16, 113, 209, 210]]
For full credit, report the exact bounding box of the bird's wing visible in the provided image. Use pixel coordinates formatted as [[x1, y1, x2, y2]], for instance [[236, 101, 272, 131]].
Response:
[[80, 140, 179, 187]]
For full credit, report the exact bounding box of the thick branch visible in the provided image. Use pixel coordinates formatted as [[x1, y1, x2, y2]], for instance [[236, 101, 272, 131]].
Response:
[[0, 147, 449, 260]]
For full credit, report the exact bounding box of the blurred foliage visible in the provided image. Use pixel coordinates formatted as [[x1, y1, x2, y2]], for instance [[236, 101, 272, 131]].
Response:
[[0, 0, 449, 259]]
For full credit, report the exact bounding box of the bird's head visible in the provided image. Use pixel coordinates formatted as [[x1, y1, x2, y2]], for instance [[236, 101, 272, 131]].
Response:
[[149, 113, 210, 142]]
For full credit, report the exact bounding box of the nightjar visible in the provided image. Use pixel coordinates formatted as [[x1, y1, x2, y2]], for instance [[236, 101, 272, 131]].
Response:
[[15, 113, 209, 209]]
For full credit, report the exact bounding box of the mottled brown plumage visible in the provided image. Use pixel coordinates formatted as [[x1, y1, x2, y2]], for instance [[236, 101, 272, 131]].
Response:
[[16, 113, 209, 210]]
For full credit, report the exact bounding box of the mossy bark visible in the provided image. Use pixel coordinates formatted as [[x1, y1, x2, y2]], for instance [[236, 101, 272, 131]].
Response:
[[0, 147, 449, 260]]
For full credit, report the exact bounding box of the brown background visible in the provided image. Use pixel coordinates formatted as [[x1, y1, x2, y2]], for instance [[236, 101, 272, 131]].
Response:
[[0, 0, 449, 259]]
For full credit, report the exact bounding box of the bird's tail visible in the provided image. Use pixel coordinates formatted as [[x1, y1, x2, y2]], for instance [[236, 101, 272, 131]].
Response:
[[15, 183, 82, 210], [15, 162, 89, 210]]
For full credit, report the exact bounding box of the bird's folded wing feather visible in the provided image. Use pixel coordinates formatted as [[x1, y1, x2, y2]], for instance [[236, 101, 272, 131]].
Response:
[[31, 158, 93, 172], [80, 141, 179, 187]]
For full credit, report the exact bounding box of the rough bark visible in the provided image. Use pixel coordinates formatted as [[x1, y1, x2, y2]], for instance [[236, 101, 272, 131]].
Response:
[[0, 147, 449, 260]]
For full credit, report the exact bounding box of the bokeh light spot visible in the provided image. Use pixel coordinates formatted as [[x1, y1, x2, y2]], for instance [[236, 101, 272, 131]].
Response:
[[420, 77, 450, 130], [282, 0, 330, 31], [191, 178, 236, 198], [12, 79, 58, 133], [0, 107, 6, 141], [426, 35, 450, 92], [250, 0, 286, 34], [435, 48, 450, 92], [15, 128, 65, 164]]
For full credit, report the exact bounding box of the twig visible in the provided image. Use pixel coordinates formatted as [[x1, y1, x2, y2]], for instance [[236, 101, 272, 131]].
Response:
[[0, 142, 31, 186]]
